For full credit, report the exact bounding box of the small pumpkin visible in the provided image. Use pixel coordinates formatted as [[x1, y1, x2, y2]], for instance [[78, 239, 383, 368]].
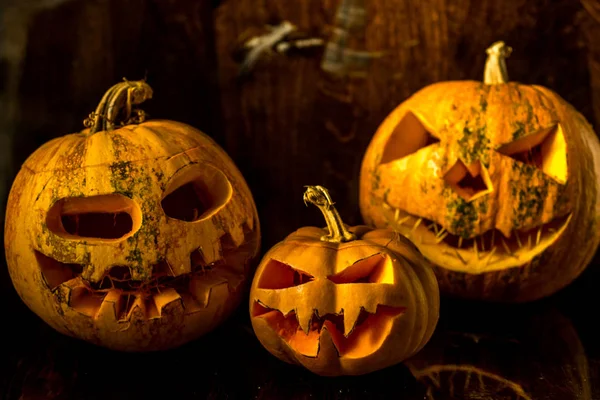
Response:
[[359, 41, 600, 302], [4, 79, 260, 351], [249, 185, 439, 376]]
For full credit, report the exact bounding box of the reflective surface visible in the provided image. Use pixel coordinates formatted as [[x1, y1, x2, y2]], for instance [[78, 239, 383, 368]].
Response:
[[2, 250, 600, 400]]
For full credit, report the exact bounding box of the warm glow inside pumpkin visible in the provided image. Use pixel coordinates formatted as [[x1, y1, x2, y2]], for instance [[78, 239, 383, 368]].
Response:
[[359, 42, 600, 302], [4, 80, 260, 351], [249, 186, 439, 376]]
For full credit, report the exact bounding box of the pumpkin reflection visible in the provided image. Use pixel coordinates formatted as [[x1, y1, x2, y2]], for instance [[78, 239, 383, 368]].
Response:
[[405, 303, 591, 400]]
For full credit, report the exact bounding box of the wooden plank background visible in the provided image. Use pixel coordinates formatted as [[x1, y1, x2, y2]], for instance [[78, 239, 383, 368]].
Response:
[[1, 0, 599, 251]]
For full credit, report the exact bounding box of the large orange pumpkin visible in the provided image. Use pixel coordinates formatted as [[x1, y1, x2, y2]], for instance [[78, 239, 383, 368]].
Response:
[[4, 79, 260, 351], [359, 41, 600, 302], [249, 185, 439, 376]]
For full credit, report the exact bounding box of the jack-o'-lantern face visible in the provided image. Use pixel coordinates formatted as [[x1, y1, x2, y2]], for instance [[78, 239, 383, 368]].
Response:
[[250, 186, 439, 376], [359, 42, 600, 302], [4, 80, 260, 351]]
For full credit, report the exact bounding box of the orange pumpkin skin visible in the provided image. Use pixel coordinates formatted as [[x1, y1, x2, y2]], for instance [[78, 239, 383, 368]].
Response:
[[249, 186, 439, 376], [359, 43, 600, 302], [4, 81, 260, 351]]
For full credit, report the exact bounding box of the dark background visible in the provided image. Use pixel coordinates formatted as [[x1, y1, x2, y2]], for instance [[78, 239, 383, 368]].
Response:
[[1, 0, 600, 398]]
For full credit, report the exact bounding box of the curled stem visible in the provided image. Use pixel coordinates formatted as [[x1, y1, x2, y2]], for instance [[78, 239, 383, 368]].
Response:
[[84, 78, 153, 134], [303, 185, 356, 243]]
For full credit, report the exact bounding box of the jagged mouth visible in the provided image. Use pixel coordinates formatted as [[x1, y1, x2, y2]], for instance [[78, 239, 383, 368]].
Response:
[[382, 203, 572, 272], [35, 232, 257, 322], [252, 302, 405, 358]]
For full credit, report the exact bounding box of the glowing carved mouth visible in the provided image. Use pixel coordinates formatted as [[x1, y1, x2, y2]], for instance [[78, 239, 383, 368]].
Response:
[[382, 203, 572, 273], [252, 302, 405, 358], [35, 228, 257, 322]]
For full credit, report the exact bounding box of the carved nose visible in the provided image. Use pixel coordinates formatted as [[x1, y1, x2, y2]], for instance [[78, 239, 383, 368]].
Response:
[[443, 160, 493, 202]]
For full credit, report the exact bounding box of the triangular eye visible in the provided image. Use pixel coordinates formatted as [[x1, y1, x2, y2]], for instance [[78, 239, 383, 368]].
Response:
[[327, 253, 394, 284], [256, 259, 315, 289], [443, 160, 493, 202], [379, 112, 440, 165], [496, 125, 567, 184]]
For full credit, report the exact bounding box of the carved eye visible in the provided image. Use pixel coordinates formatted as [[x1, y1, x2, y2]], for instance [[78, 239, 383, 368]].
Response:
[[46, 194, 142, 240], [443, 160, 493, 202], [256, 259, 315, 289], [379, 112, 440, 165], [496, 125, 567, 184], [328, 253, 394, 284], [161, 165, 232, 222]]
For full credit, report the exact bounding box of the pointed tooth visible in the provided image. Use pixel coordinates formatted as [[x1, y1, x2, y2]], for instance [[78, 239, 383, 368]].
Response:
[[458, 236, 463, 248], [199, 282, 229, 312], [501, 239, 513, 255], [189, 274, 229, 308], [316, 326, 340, 361], [473, 240, 479, 259], [501, 238, 518, 259], [435, 231, 449, 244], [397, 215, 411, 226], [436, 227, 446, 238], [412, 217, 423, 232], [515, 232, 523, 249], [126, 295, 146, 320], [527, 234, 532, 249], [536, 227, 542, 245], [427, 222, 437, 233], [501, 238, 511, 254], [480, 235, 486, 252], [394, 208, 400, 221], [343, 307, 363, 337], [484, 246, 497, 267], [296, 309, 314, 335], [153, 288, 183, 314], [454, 249, 468, 265], [68, 284, 105, 318], [96, 289, 122, 322], [189, 277, 213, 308]]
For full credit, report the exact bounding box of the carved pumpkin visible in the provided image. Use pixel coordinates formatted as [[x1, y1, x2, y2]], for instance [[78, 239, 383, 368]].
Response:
[[4, 80, 260, 351], [359, 41, 600, 302], [249, 186, 439, 376]]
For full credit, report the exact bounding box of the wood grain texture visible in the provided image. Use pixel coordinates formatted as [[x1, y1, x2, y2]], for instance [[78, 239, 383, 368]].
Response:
[[12, 0, 221, 171], [581, 0, 600, 128], [214, 0, 596, 249]]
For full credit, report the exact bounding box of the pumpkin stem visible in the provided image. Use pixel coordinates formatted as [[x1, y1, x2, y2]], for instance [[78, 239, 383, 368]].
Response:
[[84, 78, 153, 134], [303, 185, 356, 243], [483, 41, 512, 85]]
